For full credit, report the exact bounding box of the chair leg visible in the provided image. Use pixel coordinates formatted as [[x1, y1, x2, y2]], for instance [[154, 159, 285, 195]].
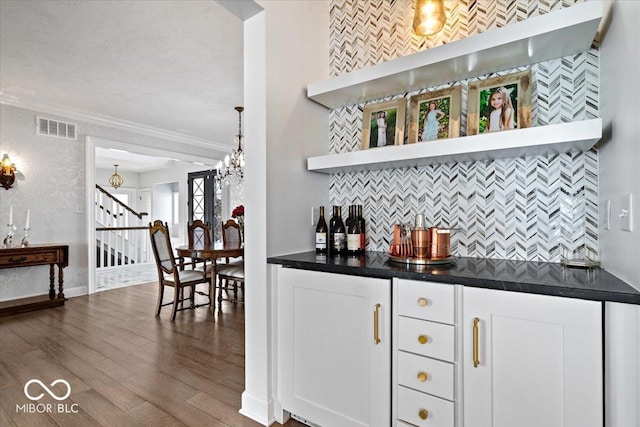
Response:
[[190, 285, 196, 308], [217, 276, 224, 312], [156, 283, 165, 316], [171, 286, 180, 321], [233, 281, 238, 302]]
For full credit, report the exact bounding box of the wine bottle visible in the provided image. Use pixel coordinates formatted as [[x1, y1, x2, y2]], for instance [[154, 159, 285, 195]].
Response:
[[358, 205, 366, 253], [331, 206, 346, 254], [329, 206, 338, 254], [315, 206, 328, 254], [347, 205, 361, 254]]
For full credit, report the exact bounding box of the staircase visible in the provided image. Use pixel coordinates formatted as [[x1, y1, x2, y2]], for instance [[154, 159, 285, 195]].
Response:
[[95, 185, 150, 269]]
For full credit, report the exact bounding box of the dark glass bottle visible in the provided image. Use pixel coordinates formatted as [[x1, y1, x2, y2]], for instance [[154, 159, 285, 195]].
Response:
[[329, 206, 338, 254], [331, 206, 346, 254], [347, 205, 361, 255], [358, 205, 366, 253], [315, 206, 328, 254]]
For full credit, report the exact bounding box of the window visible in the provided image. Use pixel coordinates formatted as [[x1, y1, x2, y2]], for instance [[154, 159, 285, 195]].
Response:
[[187, 170, 222, 243]]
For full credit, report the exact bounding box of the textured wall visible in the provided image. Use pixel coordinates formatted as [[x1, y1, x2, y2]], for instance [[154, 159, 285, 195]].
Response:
[[327, 0, 598, 262]]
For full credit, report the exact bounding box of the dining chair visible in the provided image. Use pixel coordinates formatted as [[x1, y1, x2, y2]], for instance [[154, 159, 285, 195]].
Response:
[[186, 220, 212, 269], [218, 219, 245, 303], [149, 220, 211, 320], [188, 219, 212, 247]]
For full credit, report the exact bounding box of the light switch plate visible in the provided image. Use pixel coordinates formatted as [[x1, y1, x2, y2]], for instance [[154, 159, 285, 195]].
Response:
[[620, 194, 633, 232]]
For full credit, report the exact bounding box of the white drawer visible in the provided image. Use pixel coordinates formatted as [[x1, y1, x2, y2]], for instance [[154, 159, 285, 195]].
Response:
[[398, 386, 454, 427], [398, 316, 455, 362], [397, 279, 455, 324], [397, 351, 454, 401]]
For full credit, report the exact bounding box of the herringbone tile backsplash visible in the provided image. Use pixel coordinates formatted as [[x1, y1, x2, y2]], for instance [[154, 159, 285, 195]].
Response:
[[327, 0, 598, 262]]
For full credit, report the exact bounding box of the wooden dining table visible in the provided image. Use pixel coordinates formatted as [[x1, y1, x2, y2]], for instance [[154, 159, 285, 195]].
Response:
[[175, 243, 243, 313]]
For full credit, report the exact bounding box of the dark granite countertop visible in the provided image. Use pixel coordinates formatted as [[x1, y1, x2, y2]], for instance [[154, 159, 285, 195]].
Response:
[[267, 251, 640, 305]]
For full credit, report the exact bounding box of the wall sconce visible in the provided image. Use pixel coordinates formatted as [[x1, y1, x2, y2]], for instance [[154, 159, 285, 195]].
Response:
[[413, 0, 446, 36], [109, 164, 124, 190], [1, 154, 16, 190]]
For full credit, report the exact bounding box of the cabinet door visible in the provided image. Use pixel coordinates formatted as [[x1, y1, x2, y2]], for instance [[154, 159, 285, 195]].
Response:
[[463, 287, 602, 427], [278, 268, 390, 427]]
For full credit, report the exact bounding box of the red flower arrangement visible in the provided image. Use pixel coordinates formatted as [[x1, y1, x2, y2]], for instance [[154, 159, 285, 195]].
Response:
[[232, 205, 244, 218]]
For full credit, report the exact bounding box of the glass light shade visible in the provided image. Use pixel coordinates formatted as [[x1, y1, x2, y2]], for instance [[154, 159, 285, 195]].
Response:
[[1, 154, 15, 174], [413, 0, 446, 36]]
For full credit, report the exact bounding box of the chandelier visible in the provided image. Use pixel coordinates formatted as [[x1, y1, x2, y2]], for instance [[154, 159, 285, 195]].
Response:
[[216, 106, 245, 186], [109, 164, 123, 189]]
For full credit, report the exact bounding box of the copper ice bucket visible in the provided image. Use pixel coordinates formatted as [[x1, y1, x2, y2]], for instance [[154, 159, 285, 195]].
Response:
[[427, 227, 453, 259]]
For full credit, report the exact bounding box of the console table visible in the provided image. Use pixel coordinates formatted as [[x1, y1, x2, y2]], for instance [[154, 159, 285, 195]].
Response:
[[0, 244, 69, 316]]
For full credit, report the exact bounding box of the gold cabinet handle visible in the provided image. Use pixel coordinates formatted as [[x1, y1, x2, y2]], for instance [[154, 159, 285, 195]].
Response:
[[418, 297, 428, 307], [418, 409, 429, 420], [473, 317, 480, 368], [373, 303, 381, 344], [418, 334, 428, 344], [417, 371, 428, 382]]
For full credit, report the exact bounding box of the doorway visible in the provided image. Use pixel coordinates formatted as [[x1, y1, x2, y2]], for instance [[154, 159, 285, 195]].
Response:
[[188, 169, 224, 243], [86, 136, 221, 294]]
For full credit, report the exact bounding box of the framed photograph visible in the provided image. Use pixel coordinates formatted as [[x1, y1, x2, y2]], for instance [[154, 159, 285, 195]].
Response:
[[467, 70, 532, 136], [361, 98, 406, 149], [408, 86, 461, 143]]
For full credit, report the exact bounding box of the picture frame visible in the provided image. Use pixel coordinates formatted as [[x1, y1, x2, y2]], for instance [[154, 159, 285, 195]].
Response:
[[408, 86, 462, 143], [466, 70, 532, 136], [361, 98, 406, 149]]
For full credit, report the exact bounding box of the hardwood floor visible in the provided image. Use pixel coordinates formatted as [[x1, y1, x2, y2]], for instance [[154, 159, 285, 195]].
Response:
[[0, 283, 305, 427]]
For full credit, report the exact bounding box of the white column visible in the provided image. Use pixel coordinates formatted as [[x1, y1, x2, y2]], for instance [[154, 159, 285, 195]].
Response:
[[241, 1, 330, 425]]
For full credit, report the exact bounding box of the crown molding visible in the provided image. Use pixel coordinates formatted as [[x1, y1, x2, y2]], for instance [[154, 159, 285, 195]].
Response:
[[0, 92, 232, 152]]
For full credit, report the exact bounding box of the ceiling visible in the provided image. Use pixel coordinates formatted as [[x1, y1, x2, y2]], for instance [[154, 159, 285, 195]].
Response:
[[95, 146, 181, 173], [0, 0, 246, 154]]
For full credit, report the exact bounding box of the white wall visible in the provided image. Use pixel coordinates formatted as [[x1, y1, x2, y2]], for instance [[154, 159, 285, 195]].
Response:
[[599, 0, 640, 288], [242, 1, 330, 425]]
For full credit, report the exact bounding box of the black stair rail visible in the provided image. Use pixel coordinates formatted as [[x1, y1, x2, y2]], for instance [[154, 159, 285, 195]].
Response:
[[95, 184, 148, 219]]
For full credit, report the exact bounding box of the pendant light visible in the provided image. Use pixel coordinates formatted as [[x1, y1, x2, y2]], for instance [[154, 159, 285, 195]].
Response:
[[109, 164, 124, 190], [413, 0, 446, 36]]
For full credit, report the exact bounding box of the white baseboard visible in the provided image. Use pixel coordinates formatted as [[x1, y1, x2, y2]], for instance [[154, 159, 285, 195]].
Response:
[[240, 391, 275, 426], [64, 286, 88, 299]]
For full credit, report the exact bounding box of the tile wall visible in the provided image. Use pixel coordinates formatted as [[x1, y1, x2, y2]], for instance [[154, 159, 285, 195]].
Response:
[[327, 0, 598, 261]]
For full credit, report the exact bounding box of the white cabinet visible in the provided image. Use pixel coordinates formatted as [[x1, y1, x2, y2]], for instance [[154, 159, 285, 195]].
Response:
[[462, 287, 603, 427], [392, 279, 459, 427], [278, 268, 391, 427]]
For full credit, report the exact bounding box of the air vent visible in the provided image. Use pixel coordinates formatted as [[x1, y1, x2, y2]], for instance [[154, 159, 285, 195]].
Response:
[[36, 117, 77, 140]]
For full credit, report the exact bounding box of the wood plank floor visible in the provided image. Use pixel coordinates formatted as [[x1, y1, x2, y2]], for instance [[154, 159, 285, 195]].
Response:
[[0, 283, 305, 427]]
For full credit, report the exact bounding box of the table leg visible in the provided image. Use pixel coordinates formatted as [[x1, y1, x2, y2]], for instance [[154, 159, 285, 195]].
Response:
[[57, 264, 65, 299], [49, 264, 56, 300], [210, 261, 218, 313]]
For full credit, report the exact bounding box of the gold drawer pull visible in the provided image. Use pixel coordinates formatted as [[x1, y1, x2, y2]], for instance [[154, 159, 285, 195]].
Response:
[[418, 334, 428, 344], [417, 371, 428, 382], [418, 297, 428, 307], [373, 304, 381, 344], [419, 409, 429, 420], [473, 317, 480, 368]]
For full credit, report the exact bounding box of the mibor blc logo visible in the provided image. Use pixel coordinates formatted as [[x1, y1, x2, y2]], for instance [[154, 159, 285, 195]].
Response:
[[16, 379, 79, 414]]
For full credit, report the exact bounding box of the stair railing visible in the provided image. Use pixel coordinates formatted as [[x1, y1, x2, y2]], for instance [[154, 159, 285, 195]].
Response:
[[95, 185, 151, 268]]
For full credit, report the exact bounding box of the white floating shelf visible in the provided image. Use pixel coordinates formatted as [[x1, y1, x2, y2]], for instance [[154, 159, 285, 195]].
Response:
[[307, 1, 602, 109], [307, 119, 602, 174]]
